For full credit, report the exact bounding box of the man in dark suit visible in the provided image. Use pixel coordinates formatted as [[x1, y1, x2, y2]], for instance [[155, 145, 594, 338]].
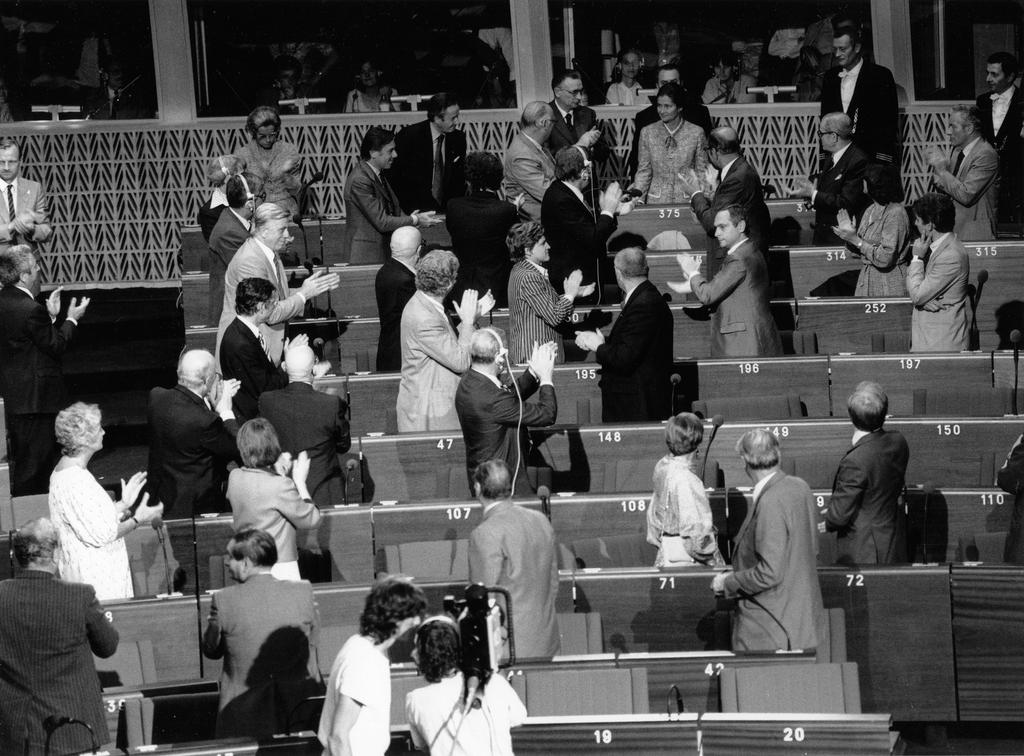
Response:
[[259, 345, 350, 507], [819, 19, 900, 168], [374, 226, 420, 372], [147, 349, 242, 516], [713, 430, 824, 652], [207, 174, 255, 327], [627, 64, 713, 180], [575, 247, 673, 422], [998, 429, 1024, 564], [446, 152, 519, 307], [676, 206, 783, 358], [455, 330, 557, 495], [468, 460, 560, 661], [548, 70, 609, 164], [220, 277, 289, 421], [976, 52, 1023, 224], [0, 518, 119, 755], [792, 112, 870, 245], [344, 126, 442, 265], [388, 92, 467, 213], [825, 382, 909, 566], [202, 529, 322, 739], [541, 146, 622, 296], [0, 245, 89, 495]]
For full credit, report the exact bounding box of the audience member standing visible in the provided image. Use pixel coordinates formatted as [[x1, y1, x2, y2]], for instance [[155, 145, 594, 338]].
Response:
[[819, 18, 900, 168], [674, 206, 783, 358], [345, 126, 441, 265], [0, 518, 119, 756], [712, 430, 824, 652], [906, 193, 970, 353], [628, 64, 712, 179], [976, 52, 1023, 224], [235, 106, 302, 219], [575, 248, 673, 422], [208, 173, 256, 327], [0, 245, 89, 495], [0, 138, 53, 254], [825, 382, 909, 566], [260, 345, 350, 508], [446, 152, 519, 308], [925, 105, 999, 242], [997, 430, 1024, 564], [397, 250, 493, 432], [389, 93, 467, 213], [547, 70, 609, 164], [203, 529, 322, 739], [791, 112, 870, 245], [147, 349, 241, 516], [374, 226, 420, 372], [501, 102, 557, 222], [217, 202, 338, 364], [197, 155, 245, 243], [468, 460, 560, 661]]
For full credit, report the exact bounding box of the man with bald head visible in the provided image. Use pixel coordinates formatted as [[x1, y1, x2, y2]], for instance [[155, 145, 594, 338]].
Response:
[[374, 225, 420, 371], [791, 112, 870, 245], [147, 349, 242, 516], [502, 101, 557, 221], [574, 247, 673, 421], [259, 344, 351, 506]]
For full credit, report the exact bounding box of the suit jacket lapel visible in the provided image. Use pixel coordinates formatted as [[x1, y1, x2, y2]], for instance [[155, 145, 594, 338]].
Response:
[[994, 88, 1022, 141]]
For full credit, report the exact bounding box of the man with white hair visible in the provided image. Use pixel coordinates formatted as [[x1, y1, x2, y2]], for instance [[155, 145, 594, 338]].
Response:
[[374, 225, 420, 372], [147, 349, 241, 516], [501, 101, 557, 221], [216, 202, 340, 363], [259, 344, 351, 506]]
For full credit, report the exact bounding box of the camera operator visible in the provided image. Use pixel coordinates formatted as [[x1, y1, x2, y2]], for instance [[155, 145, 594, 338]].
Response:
[[405, 616, 526, 755]]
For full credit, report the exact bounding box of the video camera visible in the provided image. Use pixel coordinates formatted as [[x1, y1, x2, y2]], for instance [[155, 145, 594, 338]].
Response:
[[443, 583, 513, 712]]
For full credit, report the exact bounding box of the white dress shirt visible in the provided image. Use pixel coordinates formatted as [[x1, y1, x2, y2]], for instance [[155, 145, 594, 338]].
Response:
[[839, 59, 863, 112]]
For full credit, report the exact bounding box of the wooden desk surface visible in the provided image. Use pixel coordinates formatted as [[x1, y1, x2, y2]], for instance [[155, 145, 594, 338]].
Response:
[[796, 297, 914, 354], [699, 713, 894, 755]]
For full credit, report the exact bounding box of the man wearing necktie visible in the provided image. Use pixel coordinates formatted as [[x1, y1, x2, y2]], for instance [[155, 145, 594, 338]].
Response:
[[389, 93, 467, 214], [502, 101, 558, 222], [925, 105, 999, 242], [0, 138, 53, 255], [975, 52, 1023, 224]]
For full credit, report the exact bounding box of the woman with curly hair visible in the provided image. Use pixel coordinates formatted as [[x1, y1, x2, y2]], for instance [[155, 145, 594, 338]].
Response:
[[234, 106, 302, 218], [319, 577, 426, 756], [48, 402, 163, 600]]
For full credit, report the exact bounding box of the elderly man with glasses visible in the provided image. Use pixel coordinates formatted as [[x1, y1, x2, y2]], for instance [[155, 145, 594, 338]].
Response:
[[547, 70, 609, 165]]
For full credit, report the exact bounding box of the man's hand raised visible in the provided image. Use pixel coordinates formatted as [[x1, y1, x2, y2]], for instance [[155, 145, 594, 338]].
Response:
[[67, 296, 90, 322], [299, 270, 340, 300], [454, 288, 479, 326], [599, 181, 623, 215], [527, 341, 557, 384]]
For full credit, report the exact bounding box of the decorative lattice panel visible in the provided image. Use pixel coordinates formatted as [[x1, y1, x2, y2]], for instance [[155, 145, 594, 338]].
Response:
[[14, 107, 953, 285]]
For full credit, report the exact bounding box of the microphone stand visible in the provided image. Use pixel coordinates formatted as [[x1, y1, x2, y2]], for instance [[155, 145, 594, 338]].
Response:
[[190, 504, 204, 677], [1013, 335, 1020, 416]]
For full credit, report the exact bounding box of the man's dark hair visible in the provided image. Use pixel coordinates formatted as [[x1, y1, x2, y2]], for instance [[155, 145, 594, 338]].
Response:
[[988, 52, 1020, 80], [608, 232, 647, 252], [414, 618, 461, 683], [235, 276, 276, 316], [656, 62, 682, 78], [554, 145, 586, 182], [473, 459, 513, 499], [551, 69, 582, 91], [225, 174, 253, 209], [0, 137, 18, 153], [0, 245, 34, 286], [832, 17, 863, 46], [912, 193, 956, 233], [465, 152, 503, 192], [721, 203, 749, 227], [360, 126, 396, 160], [228, 528, 278, 567], [426, 92, 457, 122], [359, 577, 427, 643]]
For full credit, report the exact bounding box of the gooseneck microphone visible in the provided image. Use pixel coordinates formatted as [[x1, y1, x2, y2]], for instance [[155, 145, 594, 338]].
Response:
[[344, 458, 360, 505], [1012, 330, 1021, 416], [669, 373, 681, 416], [701, 415, 724, 485], [537, 485, 551, 522], [919, 481, 935, 562], [312, 337, 326, 363]]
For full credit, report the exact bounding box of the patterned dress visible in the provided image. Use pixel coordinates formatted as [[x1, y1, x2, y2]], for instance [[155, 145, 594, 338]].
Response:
[[235, 139, 302, 217], [631, 120, 709, 204], [851, 201, 911, 297], [646, 454, 723, 568]]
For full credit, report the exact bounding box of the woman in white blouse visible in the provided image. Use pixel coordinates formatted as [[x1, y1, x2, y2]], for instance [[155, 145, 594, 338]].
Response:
[[49, 402, 163, 601], [605, 49, 643, 106]]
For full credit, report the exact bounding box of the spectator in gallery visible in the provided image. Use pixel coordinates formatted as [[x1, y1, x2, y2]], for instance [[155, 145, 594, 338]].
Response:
[[605, 49, 644, 106], [343, 59, 397, 113], [627, 82, 709, 204], [701, 49, 755, 105], [197, 154, 246, 242], [258, 54, 324, 115], [235, 106, 303, 219], [831, 163, 910, 297], [976, 52, 1022, 224]]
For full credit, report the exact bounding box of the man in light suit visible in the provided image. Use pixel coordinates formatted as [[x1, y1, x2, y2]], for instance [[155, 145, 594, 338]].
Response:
[[791, 112, 870, 245], [0, 245, 89, 495], [344, 126, 441, 265], [825, 382, 910, 566], [456, 330, 557, 495], [217, 202, 338, 364], [674, 206, 783, 358], [374, 226, 420, 372], [259, 345, 350, 507], [906, 193, 970, 353], [501, 101, 557, 222], [976, 52, 1023, 224], [397, 250, 493, 432], [388, 93, 467, 213], [468, 460, 560, 661], [712, 430, 824, 652], [202, 529, 322, 739], [0, 519, 119, 756], [926, 105, 999, 242], [207, 173, 255, 327], [575, 248, 673, 422], [0, 138, 53, 254]]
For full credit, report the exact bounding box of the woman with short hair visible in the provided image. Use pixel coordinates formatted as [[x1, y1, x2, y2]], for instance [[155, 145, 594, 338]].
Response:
[[234, 106, 302, 218], [49, 402, 163, 600], [226, 417, 321, 580]]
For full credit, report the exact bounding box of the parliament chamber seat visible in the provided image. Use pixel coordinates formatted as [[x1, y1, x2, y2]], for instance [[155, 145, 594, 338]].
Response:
[[692, 393, 806, 421], [911, 386, 1022, 417], [719, 661, 862, 714]]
